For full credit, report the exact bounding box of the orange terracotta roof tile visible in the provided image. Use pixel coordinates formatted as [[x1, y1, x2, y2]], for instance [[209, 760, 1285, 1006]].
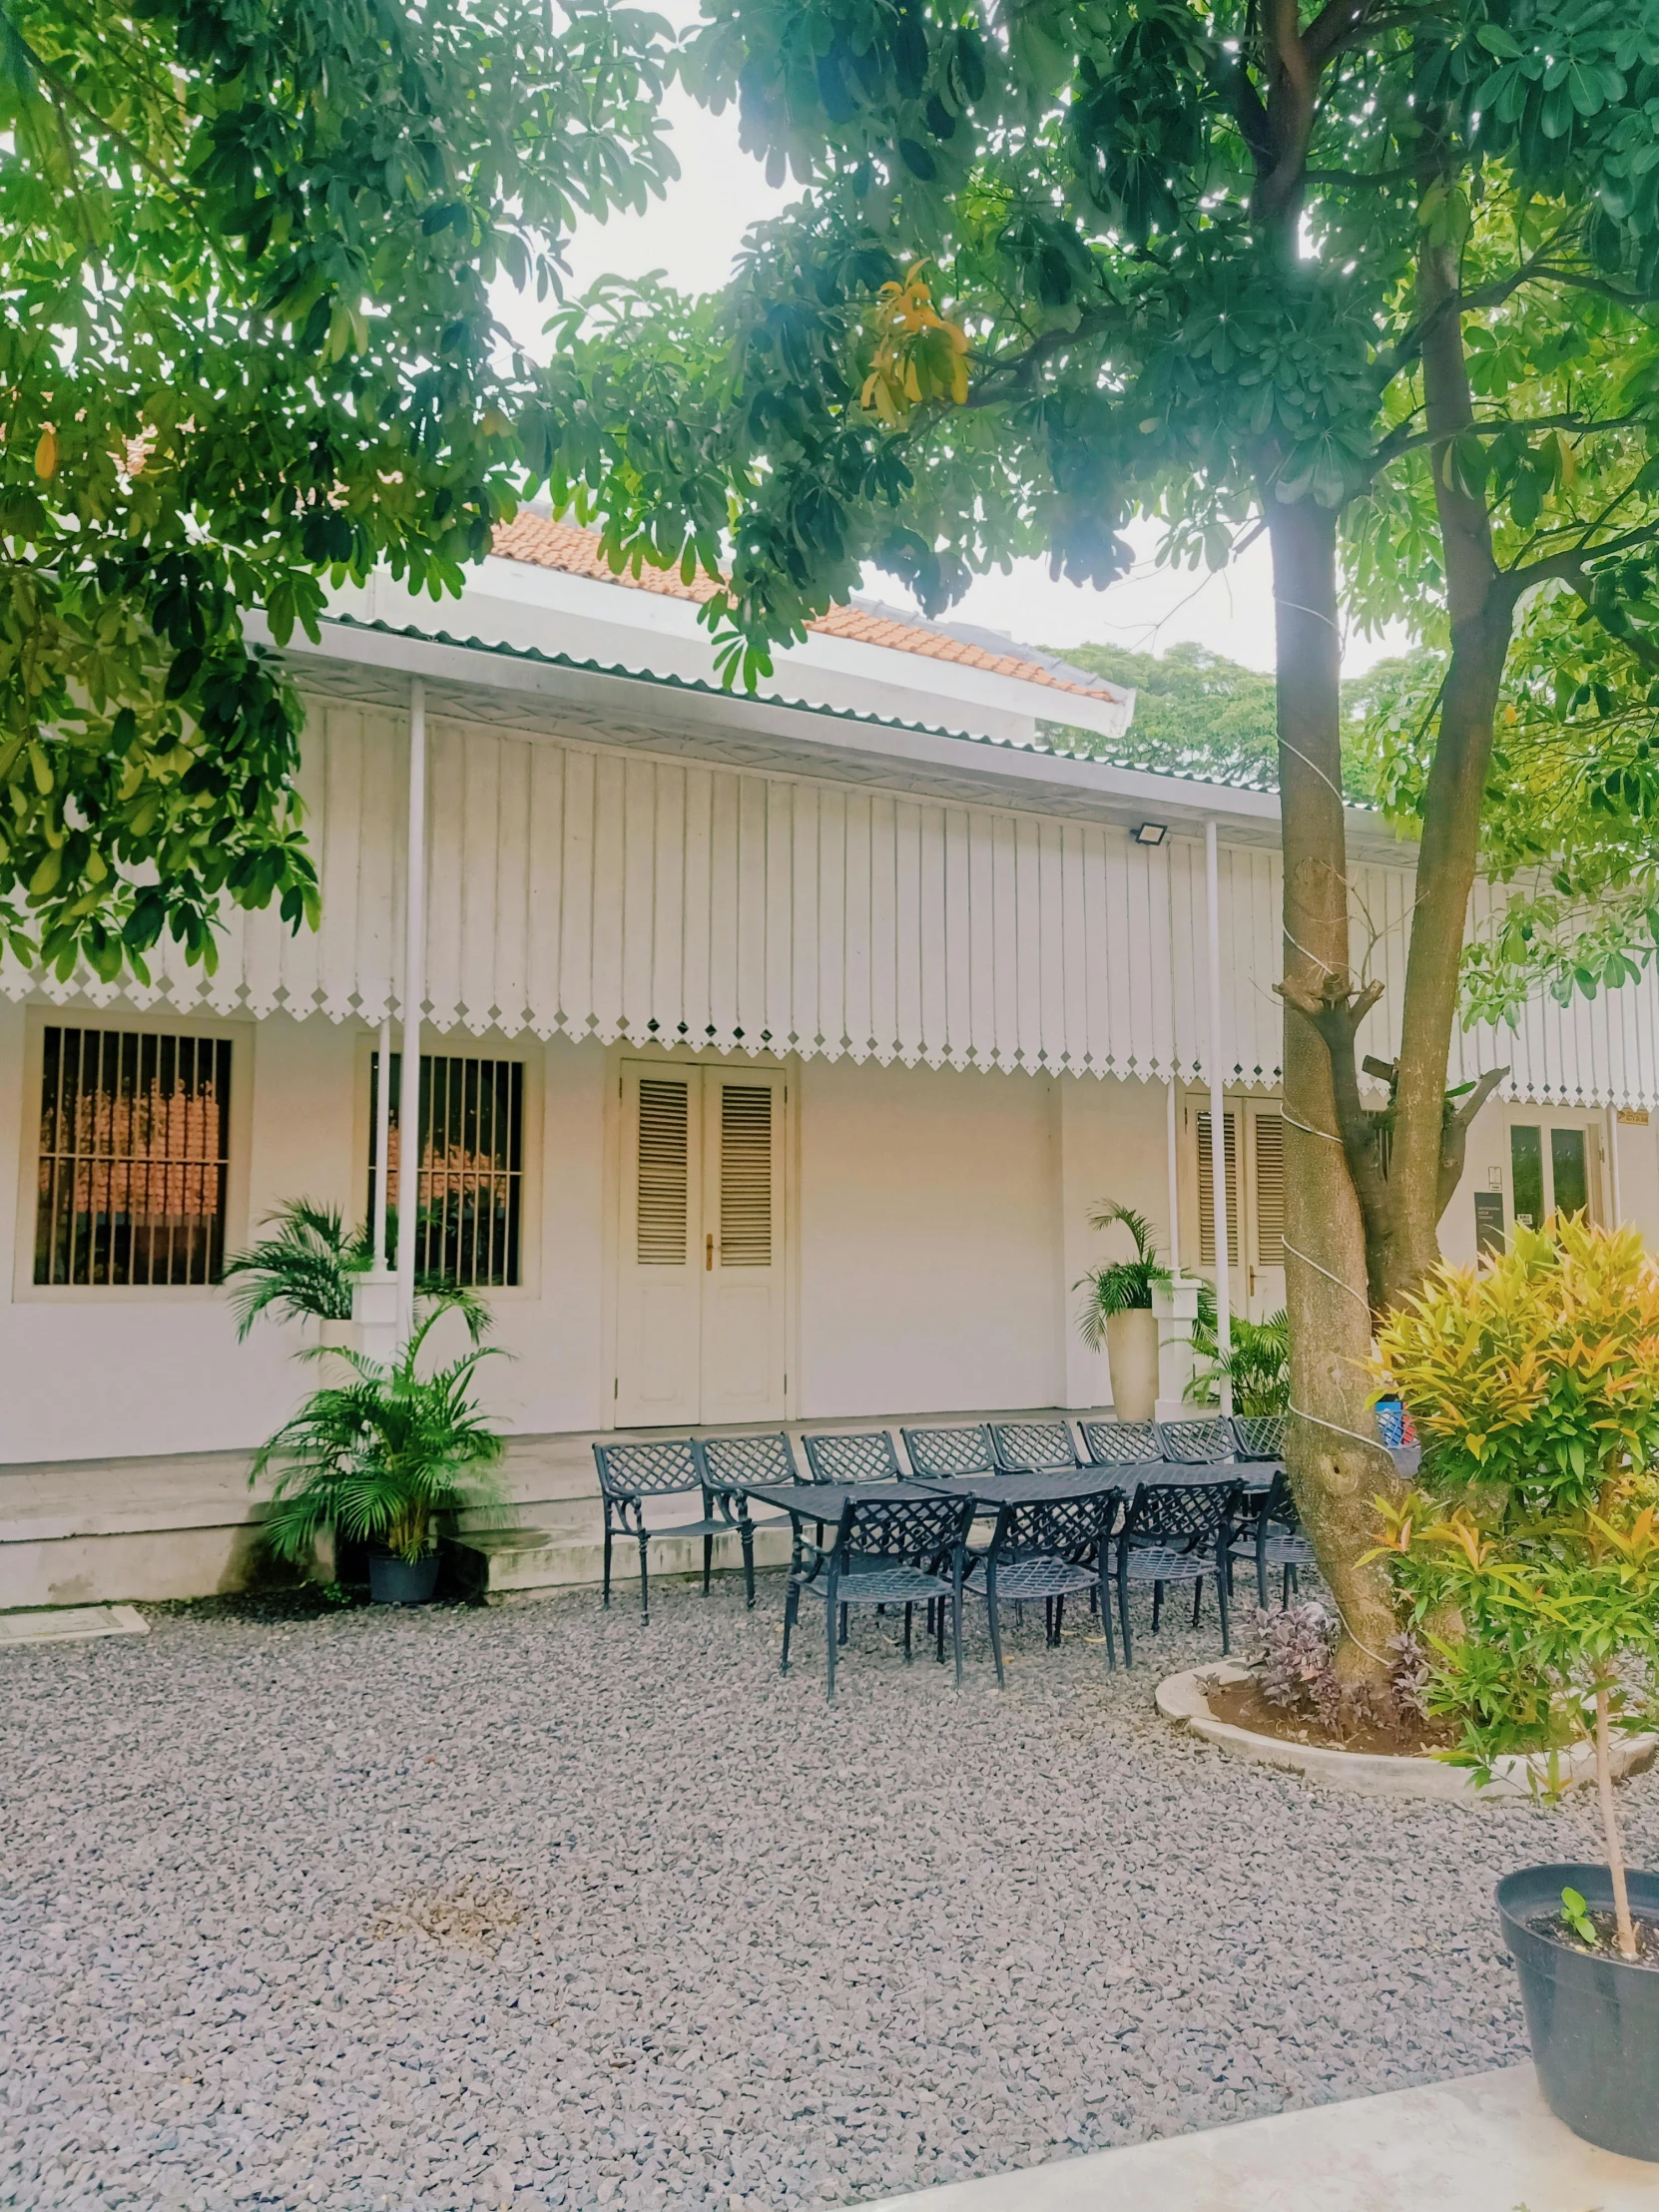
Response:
[[490, 516, 1126, 706]]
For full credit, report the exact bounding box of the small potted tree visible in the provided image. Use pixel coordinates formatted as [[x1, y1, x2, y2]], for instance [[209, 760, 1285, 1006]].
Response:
[[251, 1303, 505, 1605], [1076, 1201, 1171, 1423], [1376, 1217, 1659, 2160], [224, 1199, 488, 1353]]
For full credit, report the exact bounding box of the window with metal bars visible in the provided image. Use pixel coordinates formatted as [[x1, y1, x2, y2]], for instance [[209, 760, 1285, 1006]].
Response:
[[34, 1027, 233, 1287], [368, 1053, 523, 1288]]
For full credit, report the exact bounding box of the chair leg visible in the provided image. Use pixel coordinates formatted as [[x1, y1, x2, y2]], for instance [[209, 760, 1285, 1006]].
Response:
[[950, 1562, 964, 1688], [1256, 1537, 1270, 1611], [1216, 1549, 1233, 1655], [638, 1533, 651, 1624], [903, 1602, 914, 1660], [781, 1578, 799, 1673], [703, 1529, 714, 1595], [741, 1520, 756, 1609], [838, 1602, 849, 1646], [602, 1514, 614, 1610], [985, 1574, 1006, 1690], [1052, 1593, 1066, 1645], [1117, 1560, 1134, 1670], [1151, 1581, 1163, 1634], [935, 1588, 947, 1664], [1192, 1577, 1204, 1628], [826, 1573, 839, 1702], [1097, 1562, 1116, 1671]]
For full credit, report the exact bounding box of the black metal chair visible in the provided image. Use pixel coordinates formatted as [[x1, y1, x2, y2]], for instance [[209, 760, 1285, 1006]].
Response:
[[592, 1439, 727, 1624], [901, 1422, 1000, 1477], [1229, 1469, 1318, 1609], [693, 1432, 807, 1608], [802, 1428, 903, 1483], [1112, 1474, 1242, 1666], [1156, 1416, 1236, 1464], [1078, 1418, 1164, 1469], [973, 1491, 1122, 1685], [989, 1419, 1082, 1471], [781, 1493, 978, 1699], [1231, 1413, 1288, 1461]]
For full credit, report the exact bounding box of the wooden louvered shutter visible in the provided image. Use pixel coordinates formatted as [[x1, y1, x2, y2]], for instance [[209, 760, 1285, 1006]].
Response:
[[718, 1085, 773, 1266], [636, 1077, 691, 1265], [1253, 1113, 1285, 1267], [1196, 1109, 1239, 1267]]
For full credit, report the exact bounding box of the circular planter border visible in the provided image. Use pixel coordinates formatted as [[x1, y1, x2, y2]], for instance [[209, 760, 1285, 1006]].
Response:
[[1156, 1660, 1659, 1803]]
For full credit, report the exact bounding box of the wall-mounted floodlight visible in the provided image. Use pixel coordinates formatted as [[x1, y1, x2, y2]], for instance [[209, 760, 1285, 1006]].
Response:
[[1132, 822, 1169, 847]]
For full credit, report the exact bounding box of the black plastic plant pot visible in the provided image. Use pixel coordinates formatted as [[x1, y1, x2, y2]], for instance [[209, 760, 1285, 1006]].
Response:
[[367, 1549, 440, 1606], [1496, 1862, 1659, 2161]]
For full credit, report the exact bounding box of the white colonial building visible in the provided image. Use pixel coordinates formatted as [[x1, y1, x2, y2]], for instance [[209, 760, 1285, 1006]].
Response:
[[4, 518, 1657, 1606]]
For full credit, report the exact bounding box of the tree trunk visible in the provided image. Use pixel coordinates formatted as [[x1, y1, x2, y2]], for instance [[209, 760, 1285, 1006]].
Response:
[[1377, 227, 1514, 1310], [1268, 493, 1402, 1694]]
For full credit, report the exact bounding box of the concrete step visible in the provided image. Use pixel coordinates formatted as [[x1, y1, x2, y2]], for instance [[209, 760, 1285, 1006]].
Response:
[[445, 1523, 797, 1603]]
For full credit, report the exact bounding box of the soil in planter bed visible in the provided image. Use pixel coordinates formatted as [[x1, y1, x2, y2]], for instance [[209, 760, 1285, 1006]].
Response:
[[1205, 1672, 1455, 1757], [1527, 1909, 1659, 1968]]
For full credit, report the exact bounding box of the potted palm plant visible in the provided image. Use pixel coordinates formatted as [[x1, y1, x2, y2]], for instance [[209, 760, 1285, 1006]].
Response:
[[224, 1199, 488, 1353], [1076, 1201, 1171, 1423], [1376, 1217, 1659, 2160], [1189, 1306, 1288, 1416], [251, 1303, 505, 1605]]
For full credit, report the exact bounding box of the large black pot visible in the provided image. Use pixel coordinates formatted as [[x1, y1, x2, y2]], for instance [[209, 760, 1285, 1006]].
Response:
[[1497, 1862, 1659, 2161], [367, 1549, 440, 1606]]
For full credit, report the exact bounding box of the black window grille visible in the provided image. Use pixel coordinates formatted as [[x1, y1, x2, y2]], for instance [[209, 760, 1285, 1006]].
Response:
[[35, 1028, 232, 1287], [368, 1052, 523, 1288]]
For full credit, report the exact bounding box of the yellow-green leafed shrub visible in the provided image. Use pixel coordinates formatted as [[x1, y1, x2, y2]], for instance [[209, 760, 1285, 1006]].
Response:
[[1375, 1218, 1659, 1955]]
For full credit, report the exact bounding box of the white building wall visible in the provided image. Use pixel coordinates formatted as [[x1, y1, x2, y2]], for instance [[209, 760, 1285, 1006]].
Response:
[[796, 1058, 1065, 1418]]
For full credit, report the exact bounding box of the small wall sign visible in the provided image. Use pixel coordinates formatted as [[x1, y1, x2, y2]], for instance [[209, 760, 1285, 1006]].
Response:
[[1473, 1189, 1506, 1256]]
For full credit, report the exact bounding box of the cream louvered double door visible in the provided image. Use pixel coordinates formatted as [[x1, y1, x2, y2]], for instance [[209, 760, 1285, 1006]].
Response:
[[615, 1063, 788, 1427]]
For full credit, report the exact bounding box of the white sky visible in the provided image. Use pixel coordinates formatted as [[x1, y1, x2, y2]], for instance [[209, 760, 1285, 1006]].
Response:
[[502, 82, 1409, 677]]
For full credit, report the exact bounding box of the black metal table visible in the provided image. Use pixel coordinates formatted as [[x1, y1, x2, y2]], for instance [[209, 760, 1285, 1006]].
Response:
[[745, 1479, 943, 1522], [907, 1467, 1127, 1506]]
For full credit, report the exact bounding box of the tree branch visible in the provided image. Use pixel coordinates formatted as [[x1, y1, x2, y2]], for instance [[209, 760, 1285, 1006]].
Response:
[[1382, 409, 1646, 461], [1436, 1066, 1506, 1218], [1278, 970, 1391, 1236]]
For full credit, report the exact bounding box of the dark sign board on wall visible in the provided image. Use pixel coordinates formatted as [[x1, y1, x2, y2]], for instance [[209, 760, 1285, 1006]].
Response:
[[1474, 1190, 1505, 1257]]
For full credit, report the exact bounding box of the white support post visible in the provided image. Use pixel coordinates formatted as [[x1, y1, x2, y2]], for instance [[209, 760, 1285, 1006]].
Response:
[[371, 1013, 392, 1268], [1165, 1073, 1182, 1278], [1205, 819, 1233, 1417], [393, 678, 427, 1353], [352, 1011, 399, 1364]]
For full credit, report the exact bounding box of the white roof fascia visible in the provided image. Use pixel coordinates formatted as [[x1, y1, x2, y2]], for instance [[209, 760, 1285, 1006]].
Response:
[[258, 607, 1408, 864], [327, 558, 1132, 749]]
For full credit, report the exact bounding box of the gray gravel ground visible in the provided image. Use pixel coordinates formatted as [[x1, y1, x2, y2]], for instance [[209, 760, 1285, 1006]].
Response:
[[4, 1573, 1656, 2212]]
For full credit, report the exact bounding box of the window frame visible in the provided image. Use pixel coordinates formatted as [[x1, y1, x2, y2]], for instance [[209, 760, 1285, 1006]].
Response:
[[14, 1006, 255, 1303], [351, 1027, 540, 1302]]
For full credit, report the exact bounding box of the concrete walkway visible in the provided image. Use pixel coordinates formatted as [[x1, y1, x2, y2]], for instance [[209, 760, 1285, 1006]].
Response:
[[855, 2067, 1657, 2212]]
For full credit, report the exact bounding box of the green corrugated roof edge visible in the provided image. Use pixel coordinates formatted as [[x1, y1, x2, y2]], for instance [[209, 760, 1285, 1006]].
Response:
[[317, 610, 1294, 806]]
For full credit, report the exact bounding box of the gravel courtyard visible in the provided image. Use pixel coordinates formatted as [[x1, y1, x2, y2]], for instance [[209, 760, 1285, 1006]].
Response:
[[5, 1574, 1654, 2212]]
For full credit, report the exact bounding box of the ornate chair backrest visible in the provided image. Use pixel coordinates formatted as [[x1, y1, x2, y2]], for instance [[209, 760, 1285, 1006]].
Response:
[[1259, 1468, 1303, 1533], [803, 1428, 902, 1483], [1155, 1416, 1236, 1464], [1078, 1419, 1163, 1468], [1122, 1474, 1241, 1553], [593, 1438, 701, 1499], [900, 1423, 998, 1477], [989, 1419, 1080, 1471], [834, 1492, 976, 1566], [1231, 1414, 1288, 1461], [696, 1432, 802, 1488], [991, 1491, 1120, 1566]]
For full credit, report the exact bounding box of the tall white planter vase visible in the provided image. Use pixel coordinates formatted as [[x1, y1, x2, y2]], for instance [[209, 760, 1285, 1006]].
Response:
[[1105, 1309, 1160, 1424]]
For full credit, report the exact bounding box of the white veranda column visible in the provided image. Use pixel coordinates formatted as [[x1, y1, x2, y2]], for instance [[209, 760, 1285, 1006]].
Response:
[[393, 678, 428, 1351], [1204, 819, 1233, 1417]]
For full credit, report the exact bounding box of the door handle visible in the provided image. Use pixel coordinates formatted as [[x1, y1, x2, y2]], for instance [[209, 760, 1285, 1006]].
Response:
[[706, 1233, 714, 1272]]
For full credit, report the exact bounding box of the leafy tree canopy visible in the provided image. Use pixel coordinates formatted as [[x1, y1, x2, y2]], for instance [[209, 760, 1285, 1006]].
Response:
[[0, 0, 675, 983]]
